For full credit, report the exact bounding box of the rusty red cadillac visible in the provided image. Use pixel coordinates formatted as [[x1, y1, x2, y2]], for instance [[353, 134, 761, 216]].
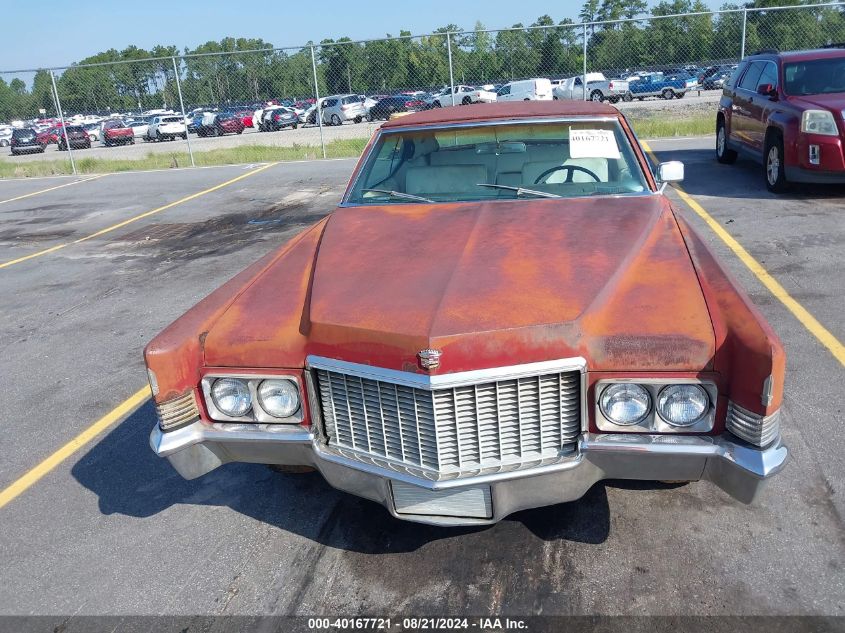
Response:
[[146, 101, 787, 526]]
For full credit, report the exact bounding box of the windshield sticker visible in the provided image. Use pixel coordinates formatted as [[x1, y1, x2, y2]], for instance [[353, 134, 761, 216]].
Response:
[[569, 128, 621, 159]]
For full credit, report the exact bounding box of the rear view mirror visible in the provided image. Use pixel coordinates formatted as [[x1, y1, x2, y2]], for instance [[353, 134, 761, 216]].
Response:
[[656, 161, 684, 183]]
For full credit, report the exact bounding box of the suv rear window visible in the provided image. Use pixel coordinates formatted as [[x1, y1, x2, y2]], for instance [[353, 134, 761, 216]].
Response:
[[342, 96, 358, 104], [12, 128, 33, 138], [162, 117, 181, 123]]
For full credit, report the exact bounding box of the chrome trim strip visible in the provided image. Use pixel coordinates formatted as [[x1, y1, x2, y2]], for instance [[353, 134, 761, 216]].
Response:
[[305, 355, 587, 390]]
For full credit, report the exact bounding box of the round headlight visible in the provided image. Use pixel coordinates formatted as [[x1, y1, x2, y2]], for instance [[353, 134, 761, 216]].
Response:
[[257, 379, 300, 418], [657, 384, 709, 427], [210, 378, 252, 417], [599, 383, 651, 425]]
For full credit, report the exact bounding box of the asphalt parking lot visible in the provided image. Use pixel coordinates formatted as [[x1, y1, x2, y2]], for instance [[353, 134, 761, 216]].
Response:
[[0, 138, 843, 625]]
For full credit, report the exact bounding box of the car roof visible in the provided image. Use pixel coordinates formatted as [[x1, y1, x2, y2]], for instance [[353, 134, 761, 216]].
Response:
[[380, 100, 620, 129], [749, 48, 845, 62]]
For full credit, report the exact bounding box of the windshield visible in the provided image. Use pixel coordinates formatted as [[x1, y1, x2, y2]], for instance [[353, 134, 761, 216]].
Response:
[[784, 57, 845, 96], [346, 120, 649, 205]]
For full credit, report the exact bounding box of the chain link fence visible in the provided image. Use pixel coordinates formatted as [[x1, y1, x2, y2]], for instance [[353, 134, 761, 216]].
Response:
[[1, 1, 843, 176]]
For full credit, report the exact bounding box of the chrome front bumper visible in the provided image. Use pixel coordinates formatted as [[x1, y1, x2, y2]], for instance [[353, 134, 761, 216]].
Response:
[[150, 422, 787, 526]]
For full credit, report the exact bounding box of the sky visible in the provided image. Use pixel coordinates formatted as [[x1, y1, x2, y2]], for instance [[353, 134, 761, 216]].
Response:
[[1, 0, 723, 73]]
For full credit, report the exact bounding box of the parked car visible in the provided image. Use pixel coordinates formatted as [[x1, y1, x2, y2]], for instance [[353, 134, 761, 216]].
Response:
[[83, 122, 101, 142], [628, 72, 688, 100], [123, 120, 148, 138], [210, 112, 245, 136], [9, 127, 46, 154], [699, 64, 736, 85], [320, 94, 367, 125], [496, 78, 553, 102], [101, 120, 135, 146], [700, 71, 724, 90], [146, 115, 188, 141], [267, 108, 299, 131], [366, 96, 426, 121], [553, 73, 630, 103], [57, 125, 91, 150], [0, 126, 12, 147], [36, 127, 61, 145], [431, 85, 497, 107], [146, 100, 787, 527], [716, 47, 845, 192]]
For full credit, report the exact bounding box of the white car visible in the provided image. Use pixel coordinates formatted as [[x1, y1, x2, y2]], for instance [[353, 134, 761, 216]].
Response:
[[496, 78, 553, 102], [82, 123, 101, 142], [146, 115, 187, 141], [127, 120, 149, 138], [0, 126, 12, 147], [431, 85, 497, 107]]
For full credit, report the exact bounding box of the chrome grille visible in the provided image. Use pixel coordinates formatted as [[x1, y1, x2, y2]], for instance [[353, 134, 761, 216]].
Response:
[[155, 390, 200, 431], [314, 361, 581, 479], [726, 402, 780, 447]]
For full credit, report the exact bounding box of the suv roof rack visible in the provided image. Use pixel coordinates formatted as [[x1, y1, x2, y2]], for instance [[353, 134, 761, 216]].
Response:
[[751, 48, 779, 55]]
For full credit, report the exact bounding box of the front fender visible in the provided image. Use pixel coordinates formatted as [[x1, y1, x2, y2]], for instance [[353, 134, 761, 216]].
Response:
[[674, 213, 785, 417]]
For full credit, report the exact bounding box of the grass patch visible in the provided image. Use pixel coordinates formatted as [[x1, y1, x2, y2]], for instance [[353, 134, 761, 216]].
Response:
[[0, 116, 710, 179], [630, 113, 713, 139]]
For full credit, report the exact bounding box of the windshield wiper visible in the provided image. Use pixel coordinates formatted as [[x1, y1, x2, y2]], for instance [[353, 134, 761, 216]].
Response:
[[475, 183, 561, 199], [362, 188, 433, 203]]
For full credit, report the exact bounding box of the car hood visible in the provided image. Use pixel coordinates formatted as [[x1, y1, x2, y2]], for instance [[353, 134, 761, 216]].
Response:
[[204, 196, 716, 373], [787, 92, 845, 111]]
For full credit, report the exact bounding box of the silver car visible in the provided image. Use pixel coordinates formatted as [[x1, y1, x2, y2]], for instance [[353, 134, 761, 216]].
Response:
[[320, 94, 367, 125]]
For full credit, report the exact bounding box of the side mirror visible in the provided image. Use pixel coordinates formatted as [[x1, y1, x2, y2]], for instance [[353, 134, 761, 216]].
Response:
[[656, 161, 684, 184], [757, 83, 778, 99]]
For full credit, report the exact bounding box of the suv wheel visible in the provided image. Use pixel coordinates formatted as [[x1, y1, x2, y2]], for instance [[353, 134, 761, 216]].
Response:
[[716, 119, 737, 164], [331, 114, 342, 126], [623, 92, 633, 102], [662, 89, 674, 100], [590, 90, 603, 102], [764, 133, 788, 193]]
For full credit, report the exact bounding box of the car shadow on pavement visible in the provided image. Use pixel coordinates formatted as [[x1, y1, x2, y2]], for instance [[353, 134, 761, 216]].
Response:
[[650, 147, 845, 200], [71, 402, 623, 551]]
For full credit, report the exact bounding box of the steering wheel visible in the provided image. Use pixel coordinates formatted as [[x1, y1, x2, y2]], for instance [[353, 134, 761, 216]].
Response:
[[534, 164, 601, 184]]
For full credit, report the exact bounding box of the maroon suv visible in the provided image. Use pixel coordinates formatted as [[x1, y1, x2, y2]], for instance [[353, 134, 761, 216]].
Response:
[[716, 47, 845, 192]]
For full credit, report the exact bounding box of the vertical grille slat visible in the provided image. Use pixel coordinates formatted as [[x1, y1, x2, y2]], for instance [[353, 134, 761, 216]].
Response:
[[315, 365, 582, 478]]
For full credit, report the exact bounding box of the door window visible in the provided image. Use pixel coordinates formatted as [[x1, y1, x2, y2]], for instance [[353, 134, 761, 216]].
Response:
[[756, 62, 778, 91], [498, 85, 511, 96], [738, 62, 765, 92]]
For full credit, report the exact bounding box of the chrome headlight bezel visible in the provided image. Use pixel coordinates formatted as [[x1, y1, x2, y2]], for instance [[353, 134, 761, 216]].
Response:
[[595, 379, 717, 433], [201, 373, 304, 424]]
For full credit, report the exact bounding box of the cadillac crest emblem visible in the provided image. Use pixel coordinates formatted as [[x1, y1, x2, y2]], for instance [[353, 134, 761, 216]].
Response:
[[417, 348, 442, 370]]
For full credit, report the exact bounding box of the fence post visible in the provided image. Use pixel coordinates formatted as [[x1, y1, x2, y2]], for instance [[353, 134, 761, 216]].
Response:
[[310, 44, 327, 160], [172, 56, 195, 168], [582, 23, 588, 101], [740, 8, 748, 59], [446, 32, 456, 106], [49, 70, 76, 176]]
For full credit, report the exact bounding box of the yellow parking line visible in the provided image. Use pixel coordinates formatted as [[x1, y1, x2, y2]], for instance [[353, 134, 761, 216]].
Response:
[[0, 386, 150, 510], [642, 140, 845, 367], [0, 162, 278, 270], [0, 175, 105, 206]]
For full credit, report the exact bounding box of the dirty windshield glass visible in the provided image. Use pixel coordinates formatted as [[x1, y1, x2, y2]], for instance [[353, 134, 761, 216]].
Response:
[[346, 120, 649, 204]]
